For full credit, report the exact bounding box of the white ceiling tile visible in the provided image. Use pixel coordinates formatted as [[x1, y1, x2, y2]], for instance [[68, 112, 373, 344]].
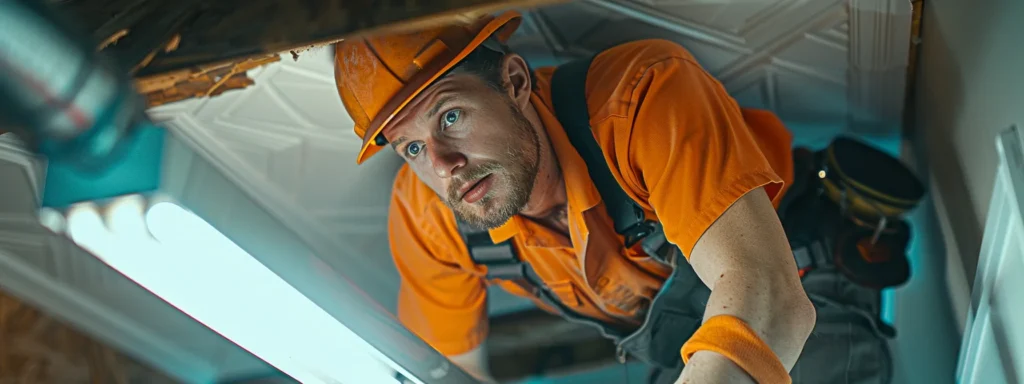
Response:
[[774, 33, 848, 83], [268, 83, 352, 132], [643, 1, 784, 34], [817, 20, 850, 47], [269, 64, 335, 86], [147, 98, 205, 122], [214, 81, 313, 131]]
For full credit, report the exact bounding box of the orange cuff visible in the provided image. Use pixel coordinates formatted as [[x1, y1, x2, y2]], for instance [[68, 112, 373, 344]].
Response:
[[681, 315, 791, 384]]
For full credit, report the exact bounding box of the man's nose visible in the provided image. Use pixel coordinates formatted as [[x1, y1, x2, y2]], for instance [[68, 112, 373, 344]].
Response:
[[429, 140, 466, 178]]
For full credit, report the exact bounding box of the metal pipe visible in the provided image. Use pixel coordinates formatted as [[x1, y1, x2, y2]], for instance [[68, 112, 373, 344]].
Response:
[[0, 0, 145, 172]]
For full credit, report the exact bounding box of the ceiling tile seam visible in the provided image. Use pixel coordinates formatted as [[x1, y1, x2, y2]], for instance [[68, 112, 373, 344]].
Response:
[[210, 115, 360, 147], [217, 63, 286, 123], [274, 64, 336, 84], [524, 10, 569, 58], [168, 115, 281, 190], [804, 32, 848, 52], [584, 0, 750, 53], [718, 6, 848, 89], [263, 82, 321, 129], [770, 58, 847, 86], [737, 0, 806, 36], [207, 119, 305, 150]]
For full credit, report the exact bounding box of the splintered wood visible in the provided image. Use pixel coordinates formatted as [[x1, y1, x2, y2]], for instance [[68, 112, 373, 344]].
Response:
[[58, 0, 566, 77], [135, 55, 281, 108], [0, 290, 179, 383], [56, 0, 566, 107]]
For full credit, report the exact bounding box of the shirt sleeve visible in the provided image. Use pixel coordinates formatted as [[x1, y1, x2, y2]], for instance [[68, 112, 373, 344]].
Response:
[[620, 49, 785, 259], [389, 166, 489, 356]]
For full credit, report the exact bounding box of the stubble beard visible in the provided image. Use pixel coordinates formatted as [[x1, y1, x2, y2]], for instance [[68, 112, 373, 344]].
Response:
[[445, 101, 540, 229]]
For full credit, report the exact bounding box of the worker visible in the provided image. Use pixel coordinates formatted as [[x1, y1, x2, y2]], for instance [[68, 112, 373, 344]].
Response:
[[333, 10, 816, 384]]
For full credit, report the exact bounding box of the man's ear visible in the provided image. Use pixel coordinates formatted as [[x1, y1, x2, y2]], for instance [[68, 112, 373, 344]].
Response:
[[501, 53, 532, 109]]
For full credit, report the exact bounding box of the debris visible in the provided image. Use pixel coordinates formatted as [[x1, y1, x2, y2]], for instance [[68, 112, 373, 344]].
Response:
[[164, 34, 181, 53], [97, 29, 129, 50], [204, 56, 280, 96], [133, 50, 160, 74], [134, 54, 280, 107]]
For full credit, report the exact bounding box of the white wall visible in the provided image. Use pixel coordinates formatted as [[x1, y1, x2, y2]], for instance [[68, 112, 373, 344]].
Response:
[[913, 0, 1024, 325]]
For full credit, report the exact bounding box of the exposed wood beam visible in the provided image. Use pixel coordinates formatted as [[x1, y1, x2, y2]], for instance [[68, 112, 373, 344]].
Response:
[[49, 0, 566, 107], [54, 0, 567, 77], [135, 55, 281, 108]]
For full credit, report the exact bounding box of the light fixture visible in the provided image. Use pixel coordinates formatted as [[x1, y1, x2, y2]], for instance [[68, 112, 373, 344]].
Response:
[[47, 194, 411, 384]]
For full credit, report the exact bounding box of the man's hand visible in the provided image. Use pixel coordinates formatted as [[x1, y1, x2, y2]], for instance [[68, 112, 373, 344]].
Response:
[[678, 187, 816, 382]]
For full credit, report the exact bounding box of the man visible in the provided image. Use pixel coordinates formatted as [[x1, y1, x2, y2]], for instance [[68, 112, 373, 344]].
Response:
[[334, 11, 815, 384]]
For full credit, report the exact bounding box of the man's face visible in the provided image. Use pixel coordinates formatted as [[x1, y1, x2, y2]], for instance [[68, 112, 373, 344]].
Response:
[[383, 74, 540, 229]]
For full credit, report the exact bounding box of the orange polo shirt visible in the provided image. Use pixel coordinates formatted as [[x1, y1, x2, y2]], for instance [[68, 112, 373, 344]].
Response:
[[388, 39, 794, 356]]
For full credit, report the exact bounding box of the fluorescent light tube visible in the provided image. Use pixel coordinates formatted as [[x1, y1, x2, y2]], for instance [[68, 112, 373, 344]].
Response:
[[62, 195, 408, 384]]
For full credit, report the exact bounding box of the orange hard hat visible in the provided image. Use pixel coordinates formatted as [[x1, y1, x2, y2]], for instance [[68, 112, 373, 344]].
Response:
[[334, 11, 523, 164]]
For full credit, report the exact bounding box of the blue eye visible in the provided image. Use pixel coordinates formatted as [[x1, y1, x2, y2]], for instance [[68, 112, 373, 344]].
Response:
[[442, 109, 461, 129], [406, 142, 422, 157]]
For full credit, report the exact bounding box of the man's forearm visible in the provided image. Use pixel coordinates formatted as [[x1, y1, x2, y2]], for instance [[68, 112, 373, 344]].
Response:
[[676, 189, 818, 382], [677, 268, 816, 383]]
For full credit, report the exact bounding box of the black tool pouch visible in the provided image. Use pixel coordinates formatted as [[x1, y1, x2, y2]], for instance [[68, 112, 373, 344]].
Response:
[[614, 246, 711, 371]]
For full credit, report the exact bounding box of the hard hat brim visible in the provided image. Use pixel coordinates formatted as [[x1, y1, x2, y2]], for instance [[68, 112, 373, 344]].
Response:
[[355, 11, 523, 164]]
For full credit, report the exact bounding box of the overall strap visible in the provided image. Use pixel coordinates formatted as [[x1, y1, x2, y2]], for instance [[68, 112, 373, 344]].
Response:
[[458, 51, 672, 280], [455, 52, 669, 342], [549, 55, 658, 249], [455, 218, 626, 340], [456, 219, 537, 287]]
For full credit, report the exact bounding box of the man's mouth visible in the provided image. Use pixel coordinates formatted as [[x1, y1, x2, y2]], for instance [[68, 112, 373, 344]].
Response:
[[458, 174, 494, 204]]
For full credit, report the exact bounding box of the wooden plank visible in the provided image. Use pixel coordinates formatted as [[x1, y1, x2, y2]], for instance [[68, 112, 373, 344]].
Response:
[[136, 0, 566, 76], [54, 0, 566, 79], [100, 1, 200, 74], [135, 54, 281, 108], [46, 0, 564, 107], [903, 0, 924, 134]]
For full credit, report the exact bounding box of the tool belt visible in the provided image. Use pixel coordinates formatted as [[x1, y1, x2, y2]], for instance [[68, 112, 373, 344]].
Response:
[[781, 137, 925, 289]]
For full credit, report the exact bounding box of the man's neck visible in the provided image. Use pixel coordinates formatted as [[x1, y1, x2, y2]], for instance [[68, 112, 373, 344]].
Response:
[[518, 102, 568, 221]]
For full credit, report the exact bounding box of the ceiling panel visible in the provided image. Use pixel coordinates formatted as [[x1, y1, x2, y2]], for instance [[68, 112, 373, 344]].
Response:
[[506, 0, 911, 132]]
